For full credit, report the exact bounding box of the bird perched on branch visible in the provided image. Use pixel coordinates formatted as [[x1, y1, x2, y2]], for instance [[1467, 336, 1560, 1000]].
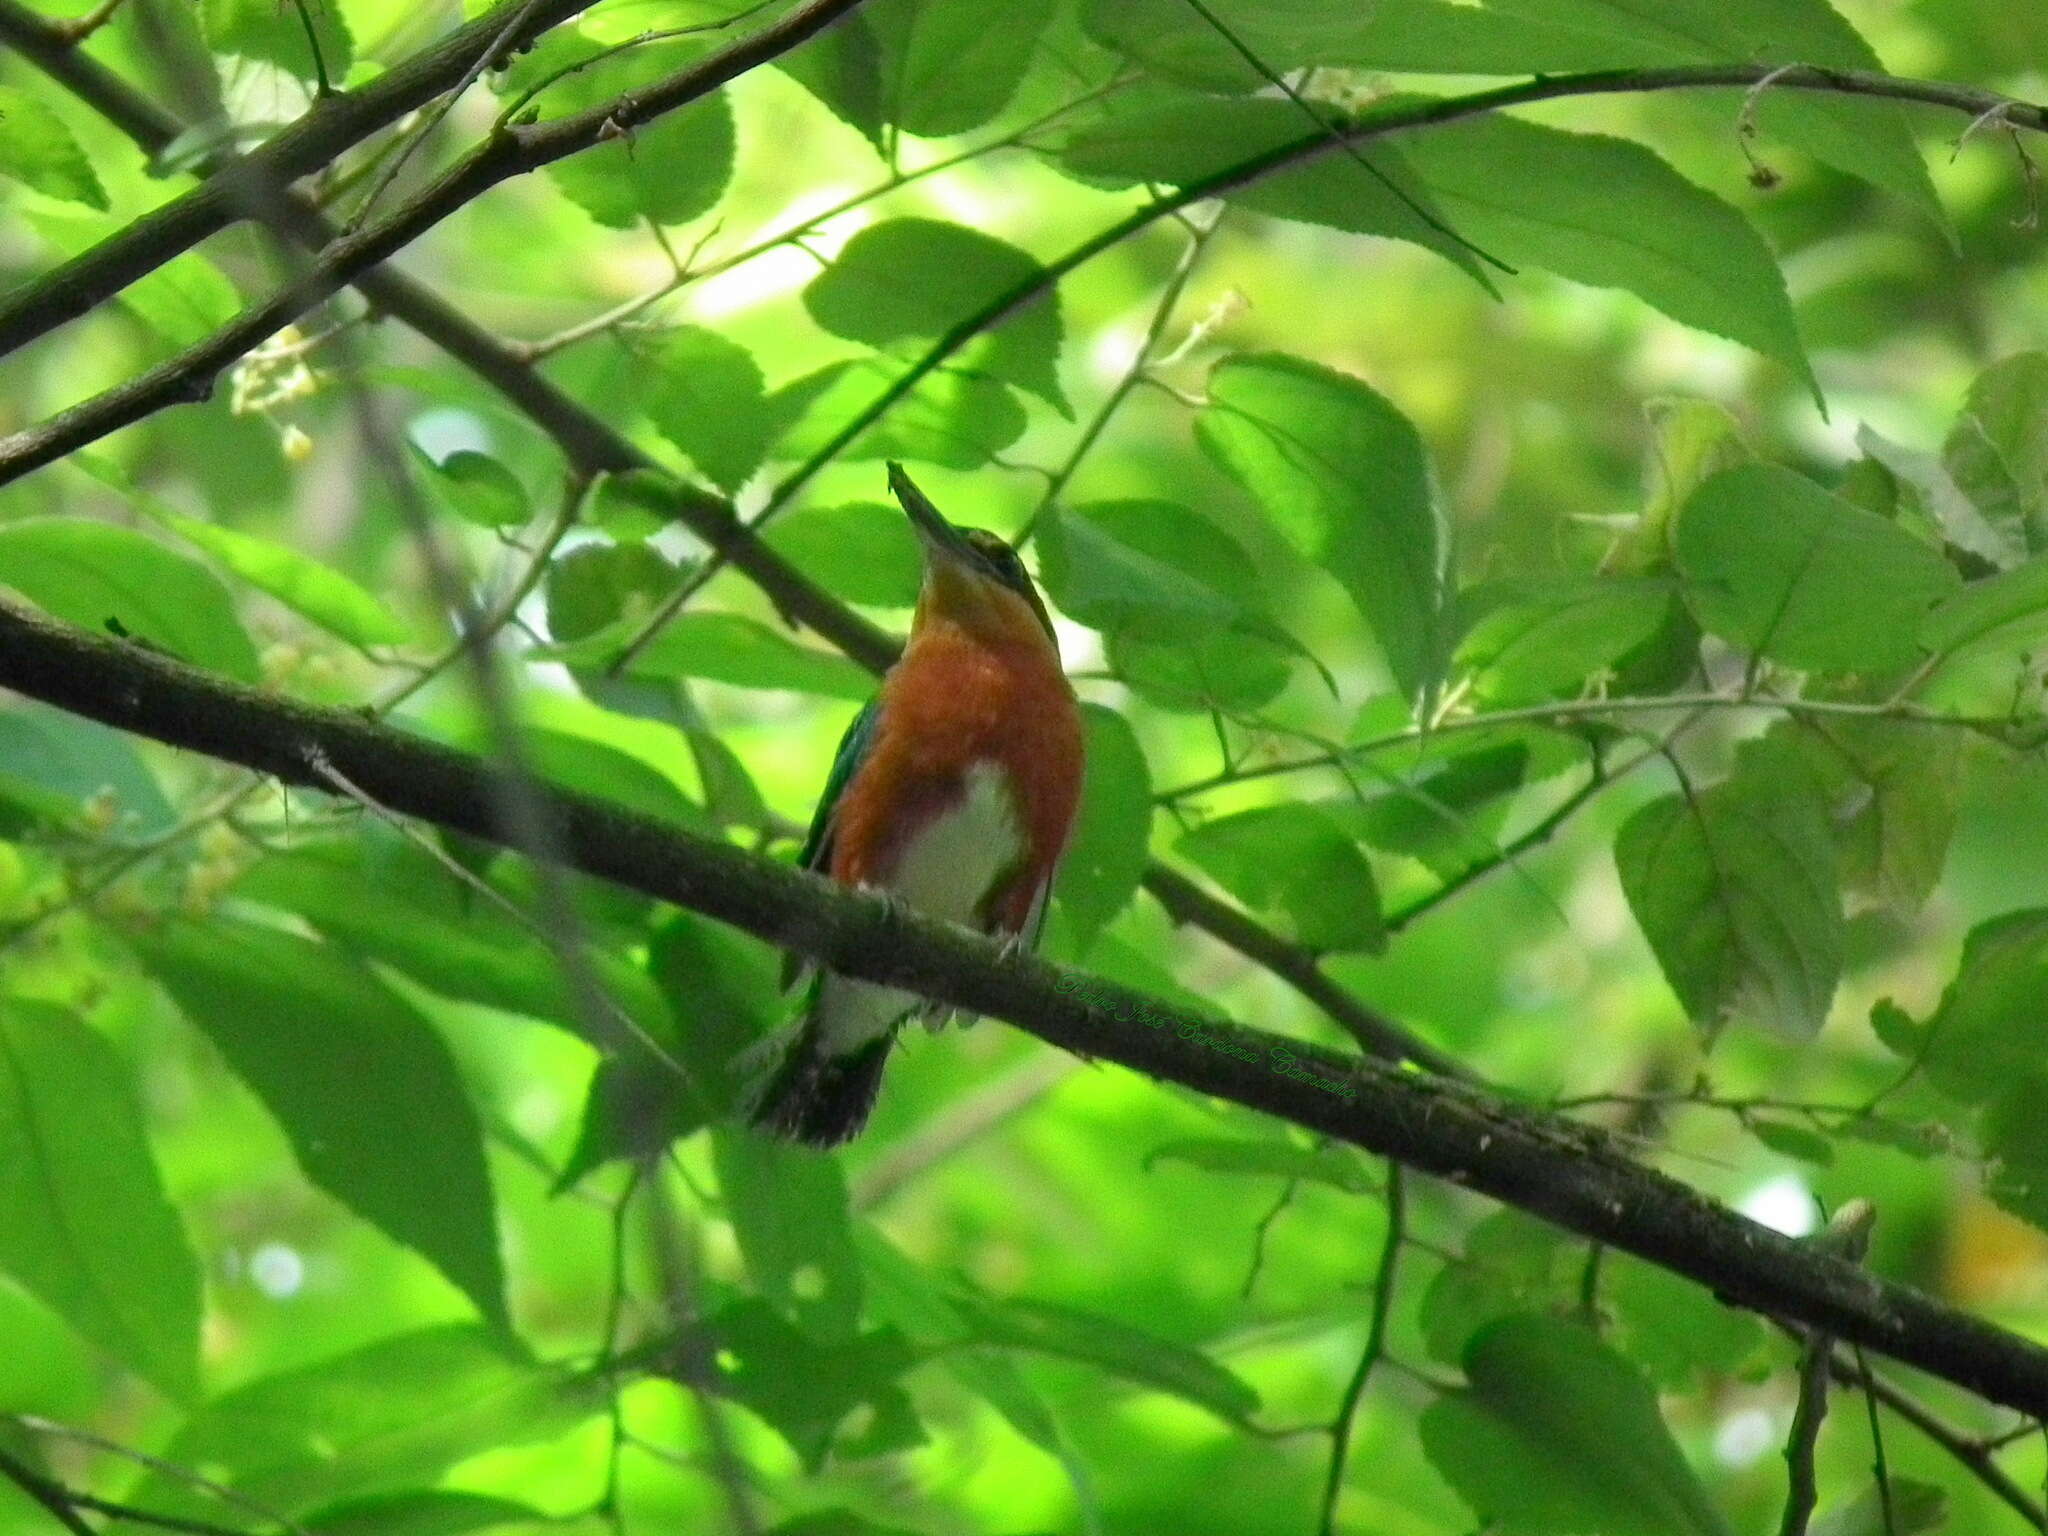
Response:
[[747, 462, 1085, 1146]]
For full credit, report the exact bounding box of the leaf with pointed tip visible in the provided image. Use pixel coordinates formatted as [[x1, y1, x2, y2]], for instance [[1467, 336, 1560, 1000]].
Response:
[[1615, 752, 1843, 1038], [1421, 1314, 1734, 1536], [1678, 464, 1959, 674], [1199, 352, 1445, 703], [135, 919, 507, 1327], [0, 87, 107, 209], [805, 219, 1066, 412], [0, 1000, 200, 1400], [0, 518, 261, 681], [1054, 705, 1152, 951], [136, 1327, 594, 1520], [1400, 117, 1820, 404]]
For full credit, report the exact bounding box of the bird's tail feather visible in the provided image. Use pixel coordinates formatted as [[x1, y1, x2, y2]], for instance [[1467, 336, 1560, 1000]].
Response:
[[745, 1015, 895, 1148]]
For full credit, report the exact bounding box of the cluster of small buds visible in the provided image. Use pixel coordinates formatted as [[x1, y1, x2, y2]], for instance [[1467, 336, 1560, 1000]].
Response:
[[228, 325, 321, 419]]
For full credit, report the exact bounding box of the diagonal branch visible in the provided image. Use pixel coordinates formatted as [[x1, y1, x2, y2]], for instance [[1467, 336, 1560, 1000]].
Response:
[[7, 597, 2048, 1419], [0, 0, 1451, 1081], [6, 61, 2045, 491], [0, 0, 595, 358], [0, 0, 875, 485]]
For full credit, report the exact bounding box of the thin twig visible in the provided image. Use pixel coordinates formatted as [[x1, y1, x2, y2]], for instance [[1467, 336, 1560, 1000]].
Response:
[[12, 604, 2048, 1419], [1320, 1163, 1405, 1536], [1017, 205, 1226, 547], [0, 1445, 94, 1536]]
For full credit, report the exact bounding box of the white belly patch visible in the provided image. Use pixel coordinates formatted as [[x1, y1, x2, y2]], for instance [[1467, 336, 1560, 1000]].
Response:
[[813, 762, 1024, 1052], [889, 761, 1024, 927]]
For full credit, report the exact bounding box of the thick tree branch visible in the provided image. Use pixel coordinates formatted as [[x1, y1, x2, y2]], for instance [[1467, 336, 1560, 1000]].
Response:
[[0, 0, 874, 483], [0, 1, 1450, 1081], [5, 600, 2048, 1419], [6, 61, 2044, 491], [0, 0, 596, 358], [1141, 866, 1465, 1075]]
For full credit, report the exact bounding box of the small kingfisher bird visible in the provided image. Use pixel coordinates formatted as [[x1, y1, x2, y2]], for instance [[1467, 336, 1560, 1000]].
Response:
[[747, 462, 1085, 1147]]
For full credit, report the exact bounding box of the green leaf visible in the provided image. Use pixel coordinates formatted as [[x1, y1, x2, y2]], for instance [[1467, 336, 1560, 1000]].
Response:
[[305, 1490, 542, 1536], [202, 0, 352, 83], [1079, 0, 1570, 87], [1745, 717, 1960, 911], [168, 517, 408, 647], [763, 502, 923, 607], [1143, 1136, 1377, 1194], [1110, 615, 1294, 714], [644, 328, 834, 494], [1946, 352, 2048, 554], [1198, 352, 1445, 702], [1040, 501, 1244, 634], [963, 1296, 1259, 1425], [136, 1326, 593, 1520], [588, 467, 686, 539], [713, 1128, 864, 1342], [0, 518, 261, 681], [1420, 1315, 1733, 1536], [116, 252, 243, 351], [545, 46, 733, 228], [233, 835, 674, 1043], [1914, 910, 2048, 1105], [1399, 116, 1819, 403], [1040, 498, 1311, 713], [779, 358, 1027, 469], [1455, 579, 1675, 701], [1748, 1118, 1835, 1165], [0, 702, 175, 836], [419, 449, 529, 529], [557, 909, 775, 1185], [804, 219, 1066, 412], [1054, 704, 1151, 951], [1342, 740, 1535, 881], [515, 724, 707, 826], [699, 1300, 921, 1472], [544, 539, 680, 644], [1602, 1256, 1764, 1391], [1920, 555, 2048, 663], [788, 0, 1058, 142], [1983, 1070, 2048, 1244], [135, 918, 507, 1328], [1177, 804, 1384, 953], [1420, 1209, 1570, 1364], [1496, 0, 1941, 226], [1677, 464, 1960, 674], [1811, 1480, 1946, 1536], [1614, 754, 1843, 1038], [0, 87, 108, 209], [0, 1000, 200, 1400], [1053, 87, 1492, 286], [601, 611, 875, 700]]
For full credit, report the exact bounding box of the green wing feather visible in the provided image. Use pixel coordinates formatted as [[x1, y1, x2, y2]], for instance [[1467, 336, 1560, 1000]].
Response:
[[782, 697, 880, 990], [796, 696, 880, 874]]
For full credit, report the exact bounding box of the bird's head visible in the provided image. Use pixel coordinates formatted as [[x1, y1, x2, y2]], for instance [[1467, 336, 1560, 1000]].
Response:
[[888, 461, 1058, 653]]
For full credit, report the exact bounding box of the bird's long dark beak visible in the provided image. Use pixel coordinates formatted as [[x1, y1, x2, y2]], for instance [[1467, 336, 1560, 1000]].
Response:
[[888, 461, 977, 567]]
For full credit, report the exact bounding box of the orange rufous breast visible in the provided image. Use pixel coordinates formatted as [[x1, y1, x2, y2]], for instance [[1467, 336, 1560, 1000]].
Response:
[[828, 609, 1084, 932]]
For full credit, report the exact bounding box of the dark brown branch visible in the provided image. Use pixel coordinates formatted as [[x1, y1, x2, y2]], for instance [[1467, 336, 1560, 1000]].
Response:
[[0, 1445, 93, 1536], [1798, 1330, 2048, 1532], [1142, 866, 1463, 1075], [0, 0, 896, 672], [0, 0, 873, 482], [6, 600, 2048, 1420], [0, 0, 595, 358], [0, 0, 1450, 1088], [6, 60, 2045, 490]]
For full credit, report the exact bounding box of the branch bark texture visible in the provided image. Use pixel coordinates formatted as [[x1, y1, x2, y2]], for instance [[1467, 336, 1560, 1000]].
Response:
[[4, 598, 2047, 1420]]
